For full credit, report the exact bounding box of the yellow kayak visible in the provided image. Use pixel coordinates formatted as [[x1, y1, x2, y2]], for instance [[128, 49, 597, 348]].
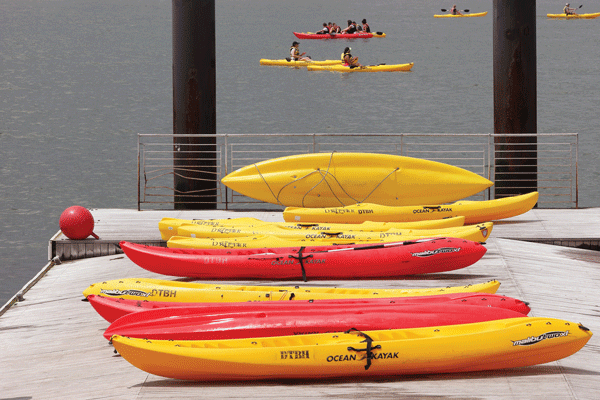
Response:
[[221, 152, 493, 208], [284, 192, 538, 225], [175, 220, 484, 241], [167, 222, 493, 249], [159, 216, 467, 240], [307, 63, 414, 72], [83, 278, 501, 303], [434, 11, 488, 18], [547, 12, 600, 19], [259, 58, 342, 67], [111, 317, 591, 381]]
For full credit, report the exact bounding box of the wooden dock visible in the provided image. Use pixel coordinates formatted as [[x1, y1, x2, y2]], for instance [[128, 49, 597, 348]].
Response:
[[1, 208, 599, 399]]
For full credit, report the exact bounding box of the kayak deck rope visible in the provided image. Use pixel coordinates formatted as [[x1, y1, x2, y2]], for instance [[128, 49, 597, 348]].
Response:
[[254, 152, 401, 207], [345, 328, 382, 370], [288, 246, 312, 282]]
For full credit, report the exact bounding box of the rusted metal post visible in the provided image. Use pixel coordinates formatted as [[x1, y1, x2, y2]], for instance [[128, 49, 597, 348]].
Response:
[[493, 0, 538, 198], [172, 0, 217, 209]]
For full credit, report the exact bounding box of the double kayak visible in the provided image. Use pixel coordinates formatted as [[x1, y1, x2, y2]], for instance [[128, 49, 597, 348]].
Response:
[[83, 278, 501, 303], [547, 12, 600, 19], [259, 58, 341, 67], [284, 192, 539, 225], [159, 216, 467, 240], [166, 222, 494, 249], [307, 63, 414, 72], [104, 302, 528, 341], [111, 317, 592, 381], [120, 237, 486, 280], [293, 31, 386, 39], [221, 152, 493, 207], [434, 11, 488, 18], [86, 292, 531, 323]]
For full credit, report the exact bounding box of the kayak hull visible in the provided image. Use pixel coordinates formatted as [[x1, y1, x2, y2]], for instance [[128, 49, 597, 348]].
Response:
[[111, 317, 592, 381], [120, 237, 487, 279], [166, 222, 494, 249], [220, 152, 493, 208], [284, 192, 538, 225], [259, 59, 341, 67], [434, 11, 489, 18], [159, 216, 467, 240], [104, 303, 528, 341], [293, 32, 386, 39], [87, 293, 531, 323], [547, 12, 600, 19], [82, 278, 501, 303], [307, 63, 414, 72]]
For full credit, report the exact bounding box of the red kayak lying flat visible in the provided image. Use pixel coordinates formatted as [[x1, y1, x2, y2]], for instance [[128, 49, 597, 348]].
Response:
[[104, 302, 527, 341], [119, 237, 486, 280], [87, 293, 531, 323], [293, 31, 385, 39]]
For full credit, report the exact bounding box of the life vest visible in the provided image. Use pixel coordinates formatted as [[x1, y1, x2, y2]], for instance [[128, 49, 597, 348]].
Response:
[[290, 47, 299, 58], [363, 23, 370, 33]]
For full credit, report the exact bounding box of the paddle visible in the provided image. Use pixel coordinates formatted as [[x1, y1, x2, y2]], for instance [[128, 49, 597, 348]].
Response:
[[441, 8, 470, 12]]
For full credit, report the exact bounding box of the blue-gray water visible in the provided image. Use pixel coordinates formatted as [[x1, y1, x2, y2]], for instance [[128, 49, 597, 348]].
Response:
[[1, 0, 599, 305]]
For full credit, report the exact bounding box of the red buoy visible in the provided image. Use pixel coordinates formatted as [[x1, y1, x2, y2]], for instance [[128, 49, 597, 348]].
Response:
[[59, 206, 99, 240]]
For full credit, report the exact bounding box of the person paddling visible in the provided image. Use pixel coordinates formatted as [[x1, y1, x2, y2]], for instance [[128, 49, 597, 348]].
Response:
[[316, 22, 329, 34], [341, 47, 362, 68], [361, 19, 371, 33], [450, 5, 463, 15], [563, 3, 578, 15], [290, 41, 311, 61]]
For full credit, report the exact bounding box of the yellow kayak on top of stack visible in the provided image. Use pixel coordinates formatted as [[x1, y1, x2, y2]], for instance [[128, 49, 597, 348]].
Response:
[[283, 192, 538, 225], [111, 317, 591, 381], [167, 222, 493, 249], [174, 219, 480, 241], [159, 216, 467, 240], [221, 152, 493, 208], [83, 277, 502, 303]]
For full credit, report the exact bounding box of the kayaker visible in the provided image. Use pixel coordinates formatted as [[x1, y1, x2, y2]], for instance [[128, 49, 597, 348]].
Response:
[[563, 3, 577, 15], [316, 22, 329, 34], [355, 21, 363, 31], [331, 23, 341, 33], [341, 20, 357, 34], [341, 47, 362, 68], [450, 5, 462, 15], [361, 19, 371, 33], [290, 41, 311, 61]]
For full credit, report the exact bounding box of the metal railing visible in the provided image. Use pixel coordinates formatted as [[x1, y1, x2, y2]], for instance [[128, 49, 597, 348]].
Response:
[[137, 133, 578, 210]]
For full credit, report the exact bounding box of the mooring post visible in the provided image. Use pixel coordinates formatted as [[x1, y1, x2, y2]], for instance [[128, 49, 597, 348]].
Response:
[[172, 0, 217, 209], [493, 0, 538, 198]]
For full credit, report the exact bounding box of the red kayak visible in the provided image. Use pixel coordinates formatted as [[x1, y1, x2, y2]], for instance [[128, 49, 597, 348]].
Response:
[[103, 302, 528, 341], [87, 293, 531, 323], [293, 31, 384, 39], [119, 237, 487, 280]]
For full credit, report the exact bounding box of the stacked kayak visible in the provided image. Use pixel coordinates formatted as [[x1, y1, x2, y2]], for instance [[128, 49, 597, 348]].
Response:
[[87, 292, 531, 323], [259, 59, 341, 67], [83, 278, 502, 303], [103, 302, 529, 341], [434, 11, 488, 18], [111, 318, 592, 381], [283, 192, 539, 224], [119, 237, 486, 280], [547, 12, 600, 19], [307, 63, 414, 72], [221, 152, 493, 207], [293, 31, 386, 39], [166, 222, 493, 249], [158, 216, 467, 240]]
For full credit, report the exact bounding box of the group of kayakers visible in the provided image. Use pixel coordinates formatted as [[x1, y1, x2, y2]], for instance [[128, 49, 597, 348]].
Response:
[[290, 42, 363, 68], [315, 19, 371, 34]]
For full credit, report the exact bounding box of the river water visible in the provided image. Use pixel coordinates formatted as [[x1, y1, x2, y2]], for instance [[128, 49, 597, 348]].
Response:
[[1, 0, 599, 304]]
